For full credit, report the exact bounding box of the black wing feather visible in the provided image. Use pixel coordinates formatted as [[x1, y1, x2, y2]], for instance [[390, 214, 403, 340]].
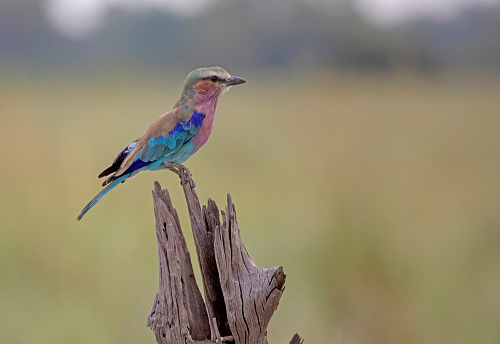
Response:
[[97, 140, 138, 179]]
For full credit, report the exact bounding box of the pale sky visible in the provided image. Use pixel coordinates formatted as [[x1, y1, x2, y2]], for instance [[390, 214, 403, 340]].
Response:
[[355, 0, 499, 23], [45, 0, 500, 38]]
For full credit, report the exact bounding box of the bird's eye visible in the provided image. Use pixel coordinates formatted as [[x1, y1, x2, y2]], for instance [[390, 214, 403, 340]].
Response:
[[210, 76, 218, 82]]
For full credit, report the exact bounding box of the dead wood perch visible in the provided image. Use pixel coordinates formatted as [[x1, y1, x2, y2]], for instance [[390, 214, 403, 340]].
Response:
[[146, 166, 301, 344]]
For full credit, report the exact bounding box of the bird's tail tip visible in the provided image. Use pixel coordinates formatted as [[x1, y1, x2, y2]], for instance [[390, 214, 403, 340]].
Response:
[[76, 175, 127, 222], [76, 206, 90, 221]]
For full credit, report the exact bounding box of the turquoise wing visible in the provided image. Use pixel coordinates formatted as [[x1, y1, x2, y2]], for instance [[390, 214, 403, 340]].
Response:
[[124, 111, 205, 174]]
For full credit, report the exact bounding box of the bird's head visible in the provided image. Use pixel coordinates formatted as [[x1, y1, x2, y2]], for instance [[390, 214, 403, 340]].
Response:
[[178, 67, 246, 108]]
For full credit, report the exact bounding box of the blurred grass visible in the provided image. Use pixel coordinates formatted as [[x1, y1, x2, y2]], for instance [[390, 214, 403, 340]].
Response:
[[1, 70, 500, 344]]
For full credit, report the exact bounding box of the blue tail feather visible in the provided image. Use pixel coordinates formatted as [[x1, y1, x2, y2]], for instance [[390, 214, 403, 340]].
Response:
[[77, 174, 129, 221]]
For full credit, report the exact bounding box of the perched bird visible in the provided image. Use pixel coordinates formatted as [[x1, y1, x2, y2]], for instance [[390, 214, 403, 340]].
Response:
[[77, 67, 246, 221]]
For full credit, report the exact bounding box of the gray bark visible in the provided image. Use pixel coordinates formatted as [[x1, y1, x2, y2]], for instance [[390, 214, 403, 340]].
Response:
[[147, 167, 300, 344]]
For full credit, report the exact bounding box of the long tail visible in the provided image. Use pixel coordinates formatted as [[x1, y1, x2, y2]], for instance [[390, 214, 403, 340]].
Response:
[[77, 174, 128, 221]]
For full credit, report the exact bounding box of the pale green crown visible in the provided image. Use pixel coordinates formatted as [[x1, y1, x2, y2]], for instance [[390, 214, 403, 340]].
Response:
[[175, 67, 238, 108]]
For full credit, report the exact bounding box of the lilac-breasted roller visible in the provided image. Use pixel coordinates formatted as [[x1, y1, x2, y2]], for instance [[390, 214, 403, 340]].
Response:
[[77, 67, 246, 221]]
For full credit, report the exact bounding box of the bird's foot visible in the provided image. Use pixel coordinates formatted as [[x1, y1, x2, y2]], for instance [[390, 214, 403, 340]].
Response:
[[162, 162, 181, 175], [163, 163, 195, 188], [178, 164, 196, 188]]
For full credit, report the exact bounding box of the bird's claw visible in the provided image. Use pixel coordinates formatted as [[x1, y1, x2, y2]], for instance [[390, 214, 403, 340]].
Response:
[[163, 162, 195, 188], [178, 165, 196, 188], [162, 162, 180, 175]]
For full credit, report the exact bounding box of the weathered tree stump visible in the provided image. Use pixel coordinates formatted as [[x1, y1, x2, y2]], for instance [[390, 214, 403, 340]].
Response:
[[146, 167, 301, 344]]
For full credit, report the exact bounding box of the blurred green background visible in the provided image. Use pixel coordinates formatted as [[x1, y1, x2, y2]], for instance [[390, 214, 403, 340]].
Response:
[[1, 0, 500, 343]]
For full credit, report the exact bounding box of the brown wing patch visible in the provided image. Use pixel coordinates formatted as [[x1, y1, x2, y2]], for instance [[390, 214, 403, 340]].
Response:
[[113, 107, 193, 177]]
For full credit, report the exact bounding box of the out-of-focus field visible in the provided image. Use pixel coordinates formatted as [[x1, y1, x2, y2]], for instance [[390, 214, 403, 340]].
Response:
[[1, 71, 500, 344]]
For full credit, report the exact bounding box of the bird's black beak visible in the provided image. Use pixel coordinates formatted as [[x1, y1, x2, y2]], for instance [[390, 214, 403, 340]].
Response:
[[225, 76, 246, 86]]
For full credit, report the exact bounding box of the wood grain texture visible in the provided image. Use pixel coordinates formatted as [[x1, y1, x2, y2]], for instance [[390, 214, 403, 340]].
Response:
[[147, 182, 210, 344], [179, 166, 231, 341], [214, 194, 286, 344], [289, 334, 304, 344], [147, 168, 300, 344]]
